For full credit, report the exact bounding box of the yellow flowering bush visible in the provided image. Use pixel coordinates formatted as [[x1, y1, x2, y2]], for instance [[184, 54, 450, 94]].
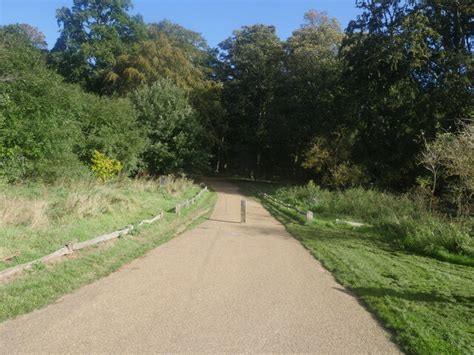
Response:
[[90, 150, 123, 182]]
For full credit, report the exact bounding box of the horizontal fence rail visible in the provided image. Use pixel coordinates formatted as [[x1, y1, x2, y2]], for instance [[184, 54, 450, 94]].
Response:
[[255, 189, 313, 222], [175, 186, 208, 216], [0, 185, 209, 282]]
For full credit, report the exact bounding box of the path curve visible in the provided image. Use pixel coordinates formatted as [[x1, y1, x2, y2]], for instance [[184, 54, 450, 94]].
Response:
[[0, 179, 399, 353]]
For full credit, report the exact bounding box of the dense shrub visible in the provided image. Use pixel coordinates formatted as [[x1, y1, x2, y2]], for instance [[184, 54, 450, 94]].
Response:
[[0, 30, 85, 181], [0, 29, 146, 182], [419, 123, 474, 216], [90, 151, 123, 182], [130, 79, 208, 174], [73, 92, 147, 174]]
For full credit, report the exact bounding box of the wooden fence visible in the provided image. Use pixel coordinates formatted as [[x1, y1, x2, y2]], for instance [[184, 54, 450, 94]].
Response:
[[175, 186, 208, 216], [257, 191, 314, 222], [0, 186, 209, 282]]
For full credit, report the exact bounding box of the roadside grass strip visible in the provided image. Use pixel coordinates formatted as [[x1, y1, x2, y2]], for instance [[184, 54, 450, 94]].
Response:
[[0, 186, 208, 282], [237, 180, 474, 355], [0, 183, 216, 322]]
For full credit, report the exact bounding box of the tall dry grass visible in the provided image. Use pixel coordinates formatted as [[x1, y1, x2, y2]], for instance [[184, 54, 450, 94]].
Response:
[[0, 196, 49, 229], [0, 176, 193, 230]]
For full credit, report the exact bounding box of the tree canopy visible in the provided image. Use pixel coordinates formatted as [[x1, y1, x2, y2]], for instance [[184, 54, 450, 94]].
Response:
[[0, 0, 472, 204]]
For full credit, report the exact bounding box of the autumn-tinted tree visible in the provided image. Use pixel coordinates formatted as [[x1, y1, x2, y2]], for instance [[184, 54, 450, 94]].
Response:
[[104, 35, 204, 94], [148, 20, 210, 66], [104, 19, 225, 173]]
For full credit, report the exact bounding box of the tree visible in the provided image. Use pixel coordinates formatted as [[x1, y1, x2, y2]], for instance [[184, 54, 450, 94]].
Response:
[[1, 24, 47, 50], [0, 29, 84, 181], [103, 35, 204, 94], [129, 80, 208, 174], [339, 0, 473, 188], [219, 25, 285, 177], [50, 0, 146, 91], [285, 10, 344, 176], [148, 20, 210, 65], [302, 130, 368, 188], [420, 122, 474, 215], [0, 28, 146, 181], [74, 92, 147, 174]]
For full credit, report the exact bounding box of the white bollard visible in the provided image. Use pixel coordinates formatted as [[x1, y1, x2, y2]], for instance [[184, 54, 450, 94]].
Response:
[[241, 199, 247, 223]]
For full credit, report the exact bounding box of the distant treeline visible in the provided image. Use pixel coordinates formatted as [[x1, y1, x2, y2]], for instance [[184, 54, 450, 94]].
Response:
[[0, 0, 472, 209]]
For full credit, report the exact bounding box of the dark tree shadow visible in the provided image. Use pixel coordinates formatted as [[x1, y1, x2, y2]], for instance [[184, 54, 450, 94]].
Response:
[[334, 286, 474, 304]]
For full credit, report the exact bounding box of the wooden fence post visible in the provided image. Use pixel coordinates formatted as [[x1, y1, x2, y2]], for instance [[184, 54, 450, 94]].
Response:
[[175, 203, 181, 216], [241, 199, 247, 223]]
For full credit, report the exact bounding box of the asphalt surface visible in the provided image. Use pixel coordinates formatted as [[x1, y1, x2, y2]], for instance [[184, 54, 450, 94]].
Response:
[[0, 179, 399, 353]]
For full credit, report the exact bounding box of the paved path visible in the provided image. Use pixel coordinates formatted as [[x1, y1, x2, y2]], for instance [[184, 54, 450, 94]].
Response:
[[0, 180, 399, 353]]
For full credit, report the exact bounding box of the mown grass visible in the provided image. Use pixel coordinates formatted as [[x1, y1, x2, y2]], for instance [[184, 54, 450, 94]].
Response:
[[236, 180, 474, 355], [0, 179, 216, 321]]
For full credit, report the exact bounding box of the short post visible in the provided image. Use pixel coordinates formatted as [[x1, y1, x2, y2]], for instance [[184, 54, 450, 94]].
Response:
[[241, 199, 247, 223], [175, 203, 181, 216], [306, 211, 313, 221], [65, 243, 74, 254]]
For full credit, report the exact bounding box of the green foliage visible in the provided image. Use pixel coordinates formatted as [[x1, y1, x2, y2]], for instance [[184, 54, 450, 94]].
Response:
[[130, 80, 208, 174], [302, 132, 368, 188], [216, 1, 472, 188], [104, 36, 205, 94], [265, 182, 473, 263], [0, 29, 85, 181], [147, 20, 210, 67], [50, 0, 147, 91], [219, 24, 285, 176], [0, 28, 145, 182], [284, 11, 343, 172], [3, 0, 472, 203], [339, 0, 473, 187], [90, 151, 123, 182], [75, 93, 147, 174], [419, 123, 474, 215], [1, 24, 47, 50]]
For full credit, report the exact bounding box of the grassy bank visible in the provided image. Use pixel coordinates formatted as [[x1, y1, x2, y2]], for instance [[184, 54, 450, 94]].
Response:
[[0, 178, 216, 321], [236, 180, 474, 354]]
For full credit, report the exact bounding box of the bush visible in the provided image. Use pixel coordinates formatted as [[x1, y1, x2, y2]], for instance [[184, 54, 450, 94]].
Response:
[[419, 123, 474, 216], [74, 93, 147, 174], [130, 79, 208, 174], [0, 28, 146, 182], [90, 151, 123, 182], [0, 31, 85, 181], [302, 133, 368, 188]]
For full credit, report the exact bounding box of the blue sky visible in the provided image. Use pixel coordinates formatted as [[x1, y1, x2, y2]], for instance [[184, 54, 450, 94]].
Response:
[[0, 0, 361, 49]]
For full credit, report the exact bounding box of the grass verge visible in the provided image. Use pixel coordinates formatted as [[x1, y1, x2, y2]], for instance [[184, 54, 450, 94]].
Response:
[[0, 178, 197, 269], [236, 180, 474, 355], [0, 180, 216, 322]]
